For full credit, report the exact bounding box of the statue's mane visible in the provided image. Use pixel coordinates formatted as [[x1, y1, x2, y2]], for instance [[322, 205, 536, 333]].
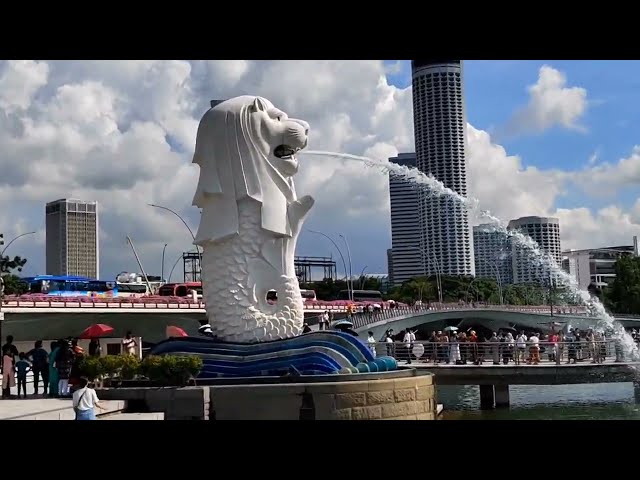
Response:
[[191, 96, 296, 245]]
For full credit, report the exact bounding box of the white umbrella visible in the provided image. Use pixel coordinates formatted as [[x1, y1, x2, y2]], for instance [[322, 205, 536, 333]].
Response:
[[443, 326, 459, 332]]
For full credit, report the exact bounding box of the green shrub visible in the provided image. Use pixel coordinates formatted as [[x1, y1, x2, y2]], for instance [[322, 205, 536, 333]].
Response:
[[120, 355, 142, 380], [98, 355, 123, 379], [79, 356, 102, 381], [140, 355, 203, 386]]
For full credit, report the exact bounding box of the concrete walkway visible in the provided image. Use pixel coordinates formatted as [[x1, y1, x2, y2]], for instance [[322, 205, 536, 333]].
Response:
[[0, 373, 126, 420]]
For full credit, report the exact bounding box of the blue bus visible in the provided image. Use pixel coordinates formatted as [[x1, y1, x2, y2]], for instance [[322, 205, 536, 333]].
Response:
[[22, 275, 118, 297]]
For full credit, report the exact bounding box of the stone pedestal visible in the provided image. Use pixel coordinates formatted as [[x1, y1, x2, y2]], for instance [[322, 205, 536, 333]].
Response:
[[96, 371, 437, 420]]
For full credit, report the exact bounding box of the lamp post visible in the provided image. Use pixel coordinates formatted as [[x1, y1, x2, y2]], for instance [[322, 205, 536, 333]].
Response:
[[161, 243, 168, 282], [0, 231, 37, 257], [307, 230, 350, 301], [359, 265, 368, 289], [339, 234, 354, 301], [148, 204, 202, 277]]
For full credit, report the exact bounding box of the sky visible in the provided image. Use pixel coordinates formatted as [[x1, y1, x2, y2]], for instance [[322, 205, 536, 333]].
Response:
[[1, 59, 639, 281]]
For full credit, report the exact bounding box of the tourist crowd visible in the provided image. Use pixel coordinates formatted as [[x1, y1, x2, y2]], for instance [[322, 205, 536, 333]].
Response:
[[366, 327, 620, 365]]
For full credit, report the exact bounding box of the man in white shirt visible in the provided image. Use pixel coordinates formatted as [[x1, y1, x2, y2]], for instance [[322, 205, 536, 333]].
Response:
[[73, 377, 105, 420], [122, 331, 138, 356], [403, 329, 416, 364], [516, 331, 527, 364]]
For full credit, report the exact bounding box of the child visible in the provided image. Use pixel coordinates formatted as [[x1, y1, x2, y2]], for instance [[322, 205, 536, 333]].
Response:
[[15, 353, 31, 399], [2, 352, 16, 398]]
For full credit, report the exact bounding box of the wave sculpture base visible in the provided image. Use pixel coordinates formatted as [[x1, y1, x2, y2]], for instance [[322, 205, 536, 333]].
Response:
[[149, 331, 398, 378]]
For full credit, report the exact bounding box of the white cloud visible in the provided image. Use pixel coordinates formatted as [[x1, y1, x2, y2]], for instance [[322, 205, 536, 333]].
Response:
[[507, 65, 588, 135], [0, 60, 637, 281]]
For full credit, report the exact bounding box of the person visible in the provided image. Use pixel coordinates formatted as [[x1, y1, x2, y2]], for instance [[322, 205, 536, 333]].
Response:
[[88, 338, 102, 357], [2, 351, 16, 398], [122, 331, 138, 355], [367, 331, 377, 358], [528, 332, 540, 365], [27, 340, 49, 396], [48, 341, 61, 397], [1, 335, 19, 359], [69, 338, 85, 390], [403, 329, 416, 364], [55, 340, 74, 397], [72, 377, 106, 420], [15, 353, 31, 399], [302, 323, 312, 333]]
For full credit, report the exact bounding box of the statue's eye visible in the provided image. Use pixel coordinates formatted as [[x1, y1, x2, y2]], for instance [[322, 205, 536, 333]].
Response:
[[277, 116, 281, 121]]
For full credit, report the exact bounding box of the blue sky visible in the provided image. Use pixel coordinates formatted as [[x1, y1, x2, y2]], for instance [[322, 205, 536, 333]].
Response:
[[385, 60, 640, 212]]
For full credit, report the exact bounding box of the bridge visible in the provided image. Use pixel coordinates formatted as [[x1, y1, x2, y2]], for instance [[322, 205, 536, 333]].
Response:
[[352, 306, 640, 338]]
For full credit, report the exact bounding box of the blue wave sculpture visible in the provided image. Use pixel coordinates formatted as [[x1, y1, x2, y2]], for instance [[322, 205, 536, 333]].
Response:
[[149, 331, 398, 378]]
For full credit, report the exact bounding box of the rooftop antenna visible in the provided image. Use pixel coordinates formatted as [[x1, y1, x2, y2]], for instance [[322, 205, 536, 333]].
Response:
[[126, 235, 153, 294]]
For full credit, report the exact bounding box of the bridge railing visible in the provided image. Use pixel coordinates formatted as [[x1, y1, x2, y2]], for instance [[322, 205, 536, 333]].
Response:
[[349, 304, 588, 329], [367, 340, 626, 366]]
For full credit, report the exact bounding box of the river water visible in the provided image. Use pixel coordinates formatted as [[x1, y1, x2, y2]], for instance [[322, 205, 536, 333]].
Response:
[[438, 383, 640, 420]]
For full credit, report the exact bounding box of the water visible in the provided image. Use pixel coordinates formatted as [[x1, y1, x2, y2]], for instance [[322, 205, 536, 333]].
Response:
[[438, 384, 640, 420], [302, 150, 640, 361]]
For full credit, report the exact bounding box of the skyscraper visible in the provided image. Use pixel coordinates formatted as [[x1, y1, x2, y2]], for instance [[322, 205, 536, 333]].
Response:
[[46, 198, 99, 279], [508, 216, 561, 284], [388, 153, 424, 285], [473, 224, 513, 285], [411, 60, 474, 277]]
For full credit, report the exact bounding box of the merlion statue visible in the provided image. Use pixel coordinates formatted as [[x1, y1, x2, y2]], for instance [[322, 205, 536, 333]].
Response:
[[192, 95, 314, 343]]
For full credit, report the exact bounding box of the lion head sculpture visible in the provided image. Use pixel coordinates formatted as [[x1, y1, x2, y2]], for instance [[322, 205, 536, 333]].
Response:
[[191, 96, 310, 245]]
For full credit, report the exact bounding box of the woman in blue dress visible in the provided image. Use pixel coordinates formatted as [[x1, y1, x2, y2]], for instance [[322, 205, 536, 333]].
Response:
[[48, 340, 60, 397]]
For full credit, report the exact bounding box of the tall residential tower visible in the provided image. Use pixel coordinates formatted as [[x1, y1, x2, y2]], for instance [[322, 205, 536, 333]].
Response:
[[388, 153, 424, 285], [508, 216, 561, 284], [411, 60, 474, 277], [45, 198, 99, 279]]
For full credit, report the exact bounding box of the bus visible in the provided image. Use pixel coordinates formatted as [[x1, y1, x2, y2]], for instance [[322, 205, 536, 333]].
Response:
[[23, 275, 118, 297], [338, 289, 383, 302], [158, 282, 203, 298]]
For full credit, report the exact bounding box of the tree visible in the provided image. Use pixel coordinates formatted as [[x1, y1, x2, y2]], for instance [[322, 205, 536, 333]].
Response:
[[607, 255, 640, 314], [0, 254, 28, 296]]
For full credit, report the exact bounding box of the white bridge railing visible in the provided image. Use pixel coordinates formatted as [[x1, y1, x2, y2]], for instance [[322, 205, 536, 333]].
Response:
[[2, 296, 589, 318]]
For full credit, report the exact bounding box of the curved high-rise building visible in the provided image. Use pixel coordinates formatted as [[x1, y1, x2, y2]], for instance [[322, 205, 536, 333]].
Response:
[[411, 60, 474, 277], [508, 216, 562, 284]]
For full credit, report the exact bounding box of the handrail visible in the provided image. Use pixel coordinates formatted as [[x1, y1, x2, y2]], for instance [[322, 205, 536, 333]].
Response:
[[366, 339, 627, 366]]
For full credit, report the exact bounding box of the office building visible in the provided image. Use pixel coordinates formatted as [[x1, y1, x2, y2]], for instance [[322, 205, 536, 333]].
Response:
[[411, 60, 474, 277], [507, 216, 561, 284], [473, 224, 513, 285], [562, 242, 637, 290], [46, 198, 99, 278], [388, 153, 424, 285]]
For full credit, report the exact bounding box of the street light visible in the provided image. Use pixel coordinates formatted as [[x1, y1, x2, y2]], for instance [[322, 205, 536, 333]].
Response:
[[161, 243, 168, 282], [0, 231, 37, 257], [465, 277, 480, 303], [339, 234, 354, 301], [307, 230, 351, 300], [427, 248, 443, 303], [148, 204, 202, 277], [359, 265, 368, 289]]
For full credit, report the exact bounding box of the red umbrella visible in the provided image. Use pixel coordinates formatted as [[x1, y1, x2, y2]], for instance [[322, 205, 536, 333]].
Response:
[[166, 325, 188, 338], [79, 323, 114, 339]]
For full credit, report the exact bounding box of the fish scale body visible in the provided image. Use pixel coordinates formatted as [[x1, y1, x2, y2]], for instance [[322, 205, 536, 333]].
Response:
[[201, 198, 304, 343]]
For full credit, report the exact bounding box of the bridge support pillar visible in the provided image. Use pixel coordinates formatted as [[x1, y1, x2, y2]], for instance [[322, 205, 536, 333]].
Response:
[[494, 385, 510, 408], [479, 385, 495, 409], [634, 382, 640, 404]]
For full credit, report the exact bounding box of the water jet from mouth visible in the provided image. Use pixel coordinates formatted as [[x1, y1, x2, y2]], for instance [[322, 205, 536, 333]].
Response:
[[302, 149, 639, 362]]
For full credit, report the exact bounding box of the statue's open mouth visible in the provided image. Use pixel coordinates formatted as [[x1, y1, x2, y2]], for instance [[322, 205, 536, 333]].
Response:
[[274, 145, 299, 160]]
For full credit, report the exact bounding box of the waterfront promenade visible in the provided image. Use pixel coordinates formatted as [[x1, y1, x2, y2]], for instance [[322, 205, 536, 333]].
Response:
[[0, 374, 161, 420]]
